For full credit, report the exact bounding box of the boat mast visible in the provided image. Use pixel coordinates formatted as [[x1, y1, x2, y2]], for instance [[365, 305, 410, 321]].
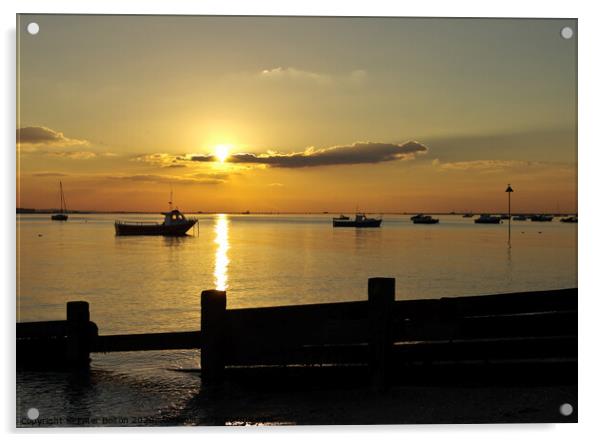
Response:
[[59, 181, 67, 213]]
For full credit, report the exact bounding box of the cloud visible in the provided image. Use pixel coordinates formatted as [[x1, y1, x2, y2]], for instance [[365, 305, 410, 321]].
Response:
[[259, 67, 331, 84], [32, 172, 68, 177], [132, 152, 190, 168], [433, 159, 575, 175], [46, 151, 98, 160], [105, 173, 226, 186], [229, 67, 367, 87], [190, 141, 428, 168], [17, 126, 88, 147]]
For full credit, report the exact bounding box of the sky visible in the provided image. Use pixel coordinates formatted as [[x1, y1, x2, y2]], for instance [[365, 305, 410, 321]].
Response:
[[17, 15, 577, 213]]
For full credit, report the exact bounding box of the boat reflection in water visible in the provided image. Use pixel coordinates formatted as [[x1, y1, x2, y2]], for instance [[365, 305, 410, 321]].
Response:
[[213, 214, 230, 291]]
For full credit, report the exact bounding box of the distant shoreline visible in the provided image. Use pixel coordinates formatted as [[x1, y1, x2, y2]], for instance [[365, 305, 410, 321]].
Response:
[[16, 208, 577, 216]]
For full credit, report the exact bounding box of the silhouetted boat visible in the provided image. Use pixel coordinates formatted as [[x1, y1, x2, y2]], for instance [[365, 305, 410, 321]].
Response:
[[333, 213, 382, 228], [500, 214, 510, 220], [115, 209, 197, 236], [560, 216, 577, 223], [50, 181, 68, 221], [462, 213, 474, 218], [530, 214, 553, 222], [513, 215, 527, 221], [474, 214, 501, 224], [411, 214, 439, 224]]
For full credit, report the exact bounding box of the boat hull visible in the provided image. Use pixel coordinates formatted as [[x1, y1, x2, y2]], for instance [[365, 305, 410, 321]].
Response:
[[333, 219, 382, 228], [115, 220, 197, 236], [51, 214, 68, 221], [474, 219, 501, 224]]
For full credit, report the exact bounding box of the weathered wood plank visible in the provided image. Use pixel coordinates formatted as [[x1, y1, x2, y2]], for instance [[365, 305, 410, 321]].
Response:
[[93, 331, 200, 352]]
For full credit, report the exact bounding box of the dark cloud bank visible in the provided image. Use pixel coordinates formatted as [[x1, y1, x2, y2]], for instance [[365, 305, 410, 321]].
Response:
[[189, 141, 428, 168], [17, 126, 86, 146]]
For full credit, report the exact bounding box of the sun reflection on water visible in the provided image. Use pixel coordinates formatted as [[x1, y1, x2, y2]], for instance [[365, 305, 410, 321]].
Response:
[[213, 214, 230, 291]]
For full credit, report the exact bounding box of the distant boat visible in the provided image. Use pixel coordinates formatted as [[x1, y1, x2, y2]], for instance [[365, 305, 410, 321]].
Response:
[[513, 215, 528, 221], [411, 214, 439, 224], [115, 209, 197, 236], [474, 214, 501, 224], [500, 214, 510, 220], [50, 181, 68, 221], [332, 213, 382, 228], [462, 213, 474, 218], [560, 216, 577, 223], [530, 214, 554, 222]]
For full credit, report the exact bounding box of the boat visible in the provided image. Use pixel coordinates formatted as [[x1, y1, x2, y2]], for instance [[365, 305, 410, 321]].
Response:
[[411, 214, 439, 224], [530, 214, 554, 222], [500, 214, 510, 220], [332, 213, 382, 228], [115, 209, 197, 236], [560, 216, 577, 223], [512, 215, 527, 221], [462, 213, 474, 218], [50, 181, 68, 221], [474, 214, 501, 224]]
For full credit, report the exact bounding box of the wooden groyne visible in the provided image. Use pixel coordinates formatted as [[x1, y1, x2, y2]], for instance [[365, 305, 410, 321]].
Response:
[[17, 278, 577, 387]]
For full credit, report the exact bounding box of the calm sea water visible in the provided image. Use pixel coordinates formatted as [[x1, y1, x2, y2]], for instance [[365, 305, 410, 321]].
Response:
[[16, 213, 577, 425]]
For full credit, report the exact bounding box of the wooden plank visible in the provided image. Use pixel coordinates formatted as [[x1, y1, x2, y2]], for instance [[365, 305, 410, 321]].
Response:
[[225, 343, 369, 366], [391, 335, 577, 364], [93, 331, 200, 352], [392, 289, 576, 320], [17, 320, 70, 339], [391, 310, 577, 341], [200, 289, 227, 383]]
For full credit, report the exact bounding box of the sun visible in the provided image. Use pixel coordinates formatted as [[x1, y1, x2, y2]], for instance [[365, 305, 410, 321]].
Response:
[[214, 144, 231, 163]]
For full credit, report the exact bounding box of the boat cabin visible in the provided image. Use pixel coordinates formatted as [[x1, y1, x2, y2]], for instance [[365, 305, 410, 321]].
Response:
[[161, 209, 189, 226]]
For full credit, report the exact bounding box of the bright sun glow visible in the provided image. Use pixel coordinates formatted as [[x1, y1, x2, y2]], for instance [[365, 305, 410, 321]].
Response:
[[214, 144, 230, 163]]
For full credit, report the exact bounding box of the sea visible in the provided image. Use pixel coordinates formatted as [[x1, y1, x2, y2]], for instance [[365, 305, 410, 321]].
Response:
[[16, 213, 577, 425]]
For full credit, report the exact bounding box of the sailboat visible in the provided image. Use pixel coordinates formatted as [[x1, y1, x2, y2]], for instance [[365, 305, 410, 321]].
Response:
[[50, 182, 68, 221]]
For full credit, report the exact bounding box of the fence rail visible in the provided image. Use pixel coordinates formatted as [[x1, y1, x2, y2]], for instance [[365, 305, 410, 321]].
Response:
[[17, 278, 577, 387]]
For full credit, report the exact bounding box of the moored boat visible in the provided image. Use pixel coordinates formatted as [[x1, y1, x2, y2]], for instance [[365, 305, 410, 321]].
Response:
[[474, 214, 501, 224], [560, 216, 577, 223], [512, 215, 527, 221], [411, 214, 439, 224], [530, 214, 554, 222], [333, 213, 382, 228], [51, 181, 69, 221], [115, 209, 197, 236]]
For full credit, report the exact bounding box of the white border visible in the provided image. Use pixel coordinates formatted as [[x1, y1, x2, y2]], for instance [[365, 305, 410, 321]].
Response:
[[3, 0, 601, 441]]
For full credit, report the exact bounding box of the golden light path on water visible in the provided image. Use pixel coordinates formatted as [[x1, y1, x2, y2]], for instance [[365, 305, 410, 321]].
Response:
[[213, 214, 230, 291]]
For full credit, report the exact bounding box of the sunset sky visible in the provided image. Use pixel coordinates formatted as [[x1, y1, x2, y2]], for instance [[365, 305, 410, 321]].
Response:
[[17, 15, 577, 213]]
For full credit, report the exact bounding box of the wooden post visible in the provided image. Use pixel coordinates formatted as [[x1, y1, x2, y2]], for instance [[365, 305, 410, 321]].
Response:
[[66, 301, 91, 369], [368, 277, 395, 390], [201, 289, 227, 385]]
